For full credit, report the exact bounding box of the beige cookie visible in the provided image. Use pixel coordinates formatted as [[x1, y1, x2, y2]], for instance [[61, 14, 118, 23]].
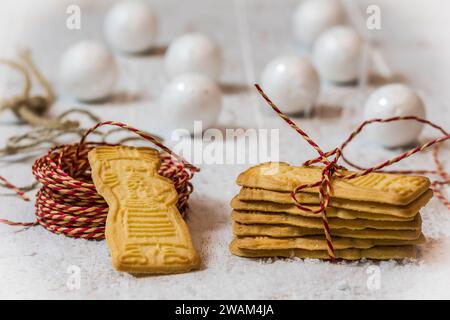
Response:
[[229, 240, 417, 260], [232, 222, 422, 240], [233, 222, 322, 237], [233, 235, 425, 251], [231, 210, 422, 230], [236, 163, 430, 205], [238, 188, 433, 218], [89, 146, 200, 274], [231, 196, 413, 221]]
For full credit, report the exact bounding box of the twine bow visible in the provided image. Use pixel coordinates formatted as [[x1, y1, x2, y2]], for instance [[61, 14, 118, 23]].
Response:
[[255, 84, 450, 260]]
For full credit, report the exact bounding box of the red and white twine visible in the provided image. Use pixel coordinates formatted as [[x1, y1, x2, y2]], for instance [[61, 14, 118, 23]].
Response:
[[255, 84, 450, 260], [0, 122, 199, 239]]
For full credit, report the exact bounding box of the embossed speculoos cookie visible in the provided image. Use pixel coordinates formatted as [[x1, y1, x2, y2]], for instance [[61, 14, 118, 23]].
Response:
[[232, 222, 423, 240], [237, 163, 431, 205], [229, 240, 417, 260], [231, 210, 422, 231], [237, 188, 433, 218], [88, 146, 200, 274], [231, 196, 415, 221], [233, 234, 425, 251]]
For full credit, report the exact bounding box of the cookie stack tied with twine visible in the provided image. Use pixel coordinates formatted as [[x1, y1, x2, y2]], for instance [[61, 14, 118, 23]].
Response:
[[229, 85, 449, 261], [230, 164, 431, 260]]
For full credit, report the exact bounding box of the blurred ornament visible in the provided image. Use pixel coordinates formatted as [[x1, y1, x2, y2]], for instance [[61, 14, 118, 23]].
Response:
[[364, 83, 426, 148], [0, 0, 98, 56], [59, 40, 118, 102], [165, 33, 223, 80], [260, 55, 320, 115], [312, 26, 363, 83], [161, 73, 222, 134], [292, 0, 346, 48], [104, 0, 158, 54]]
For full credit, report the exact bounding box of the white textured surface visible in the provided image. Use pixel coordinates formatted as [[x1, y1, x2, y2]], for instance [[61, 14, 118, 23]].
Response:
[[0, 0, 449, 299]]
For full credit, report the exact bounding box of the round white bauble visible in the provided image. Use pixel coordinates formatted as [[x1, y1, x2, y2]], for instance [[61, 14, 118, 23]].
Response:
[[164, 33, 223, 80], [312, 25, 363, 83], [260, 55, 320, 115], [59, 40, 118, 101], [104, 0, 158, 54], [292, 0, 346, 48], [160, 73, 222, 134], [363, 83, 426, 148]]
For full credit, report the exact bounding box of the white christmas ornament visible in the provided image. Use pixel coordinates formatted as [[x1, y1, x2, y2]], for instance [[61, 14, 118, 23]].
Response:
[[292, 0, 346, 48], [59, 40, 118, 101], [312, 26, 363, 83], [161, 73, 222, 134], [104, 0, 158, 53], [364, 84, 426, 148], [260, 55, 320, 115], [165, 33, 223, 80]]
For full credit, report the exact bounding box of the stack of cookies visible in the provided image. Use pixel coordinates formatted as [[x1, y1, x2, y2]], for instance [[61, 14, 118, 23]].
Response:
[[230, 162, 433, 260]]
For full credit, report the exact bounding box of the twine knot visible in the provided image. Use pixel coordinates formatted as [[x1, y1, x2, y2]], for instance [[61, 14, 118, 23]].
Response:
[[0, 50, 59, 127], [14, 95, 49, 115]]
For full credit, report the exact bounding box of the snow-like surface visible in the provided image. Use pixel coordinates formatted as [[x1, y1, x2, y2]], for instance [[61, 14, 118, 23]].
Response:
[[0, 0, 449, 299]]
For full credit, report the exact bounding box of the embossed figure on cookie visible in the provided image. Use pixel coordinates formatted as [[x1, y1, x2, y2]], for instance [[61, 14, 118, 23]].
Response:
[[88, 146, 200, 274], [245, 162, 430, 205]]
